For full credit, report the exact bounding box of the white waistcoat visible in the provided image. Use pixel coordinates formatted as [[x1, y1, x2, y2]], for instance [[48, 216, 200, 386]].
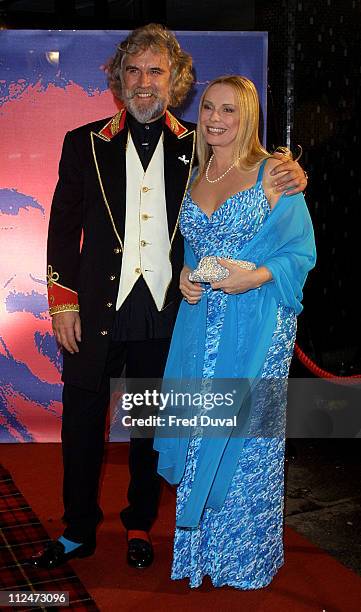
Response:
[[116, 134, 172, 311]]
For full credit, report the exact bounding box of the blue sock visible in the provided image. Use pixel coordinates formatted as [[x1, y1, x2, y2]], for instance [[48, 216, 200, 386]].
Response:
[[58, 535, 83, 553]]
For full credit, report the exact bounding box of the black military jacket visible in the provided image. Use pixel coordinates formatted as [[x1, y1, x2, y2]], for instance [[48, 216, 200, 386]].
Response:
[[47, 106, 196, 391]]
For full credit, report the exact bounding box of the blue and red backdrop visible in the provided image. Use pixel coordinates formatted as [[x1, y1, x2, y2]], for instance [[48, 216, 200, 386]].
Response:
[[0, 30, 267, 442]]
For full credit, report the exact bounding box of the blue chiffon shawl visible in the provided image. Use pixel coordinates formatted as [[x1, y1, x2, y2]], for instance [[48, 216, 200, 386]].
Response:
[[154, 191, 316, 528]]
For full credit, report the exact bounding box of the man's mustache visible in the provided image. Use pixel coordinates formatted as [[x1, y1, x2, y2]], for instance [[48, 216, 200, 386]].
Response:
[[127, 88, 158, 99]]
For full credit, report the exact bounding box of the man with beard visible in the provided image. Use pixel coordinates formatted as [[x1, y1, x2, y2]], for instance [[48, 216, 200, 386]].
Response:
[[31, 24, 307, 570]]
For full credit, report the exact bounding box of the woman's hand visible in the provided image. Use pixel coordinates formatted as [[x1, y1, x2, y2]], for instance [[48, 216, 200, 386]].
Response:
[[180, 265, 203, 304], [211, 259, 272, 294]]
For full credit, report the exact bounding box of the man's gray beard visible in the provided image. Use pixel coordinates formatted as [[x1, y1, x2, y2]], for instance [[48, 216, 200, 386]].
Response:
[[125, 95, 166, 123]]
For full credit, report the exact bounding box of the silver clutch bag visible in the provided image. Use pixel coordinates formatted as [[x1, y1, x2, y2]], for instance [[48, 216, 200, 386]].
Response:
[[188, 256, 256, 283]]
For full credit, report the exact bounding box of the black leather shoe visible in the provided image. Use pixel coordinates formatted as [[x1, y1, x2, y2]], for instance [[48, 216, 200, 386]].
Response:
[[29, 539, 96, 569], [127, 537, 154, 569]]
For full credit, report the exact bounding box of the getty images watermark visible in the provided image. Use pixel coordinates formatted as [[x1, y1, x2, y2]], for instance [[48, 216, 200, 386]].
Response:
[[109, 377, 361, 440], [110, 378, 276, 439], [120, 387, 238, 429], [109, 380, 245, 434]]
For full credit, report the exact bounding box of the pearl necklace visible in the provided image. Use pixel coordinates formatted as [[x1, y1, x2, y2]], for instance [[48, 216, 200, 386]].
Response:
[[205, 154, 237, 184]]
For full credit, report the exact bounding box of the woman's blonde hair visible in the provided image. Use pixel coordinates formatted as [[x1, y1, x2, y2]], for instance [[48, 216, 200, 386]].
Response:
[[196, 75, 292, 181], [106, 23, 194, 107]]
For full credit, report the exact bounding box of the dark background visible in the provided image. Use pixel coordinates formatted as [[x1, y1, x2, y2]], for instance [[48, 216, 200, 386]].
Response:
[[1, 0, 360, 376]]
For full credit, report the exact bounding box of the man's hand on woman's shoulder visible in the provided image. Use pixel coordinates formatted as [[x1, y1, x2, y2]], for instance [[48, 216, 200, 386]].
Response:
[[269, 151, 308, 196]]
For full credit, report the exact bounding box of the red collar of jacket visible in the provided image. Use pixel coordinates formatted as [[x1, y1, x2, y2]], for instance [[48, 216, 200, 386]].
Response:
[[98, 104, 189, 141]]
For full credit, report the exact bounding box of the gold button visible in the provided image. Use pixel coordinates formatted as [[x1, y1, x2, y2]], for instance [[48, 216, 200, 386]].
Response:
[[135, 267, 141, 274], [113, 247, 121, 254], [142, 186, 149, 193], [140, 240, 147, 247], [141, 213, 150, 220], [100, 330, 108, 336], [106, 302, 113, 308], [110, 275, 116, 280]]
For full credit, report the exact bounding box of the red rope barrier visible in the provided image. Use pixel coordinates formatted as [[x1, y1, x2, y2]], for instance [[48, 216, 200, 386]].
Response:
[[294, 343, 361, 382]]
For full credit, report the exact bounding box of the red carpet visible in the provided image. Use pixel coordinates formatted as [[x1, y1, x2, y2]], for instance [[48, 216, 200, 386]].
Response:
[[1, 443, 360, 611]]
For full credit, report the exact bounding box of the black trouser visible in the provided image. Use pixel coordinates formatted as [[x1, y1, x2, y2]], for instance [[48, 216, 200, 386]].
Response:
[[61, 339, 170, 542]]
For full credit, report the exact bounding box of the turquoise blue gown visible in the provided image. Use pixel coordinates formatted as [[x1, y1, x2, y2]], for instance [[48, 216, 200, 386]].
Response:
[[171, 165, 297, 589]]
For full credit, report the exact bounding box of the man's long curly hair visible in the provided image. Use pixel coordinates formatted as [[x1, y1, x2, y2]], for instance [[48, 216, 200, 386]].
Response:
[[105, 23, 194, 108]]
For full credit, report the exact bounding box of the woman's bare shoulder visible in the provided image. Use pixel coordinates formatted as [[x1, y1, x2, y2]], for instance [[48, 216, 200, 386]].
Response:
[[262, 156, 287, 181], [261, 157, 286, 208]]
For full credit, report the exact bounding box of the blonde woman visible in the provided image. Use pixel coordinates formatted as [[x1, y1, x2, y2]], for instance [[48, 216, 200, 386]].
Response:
[[155, 76, 316, 589]]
